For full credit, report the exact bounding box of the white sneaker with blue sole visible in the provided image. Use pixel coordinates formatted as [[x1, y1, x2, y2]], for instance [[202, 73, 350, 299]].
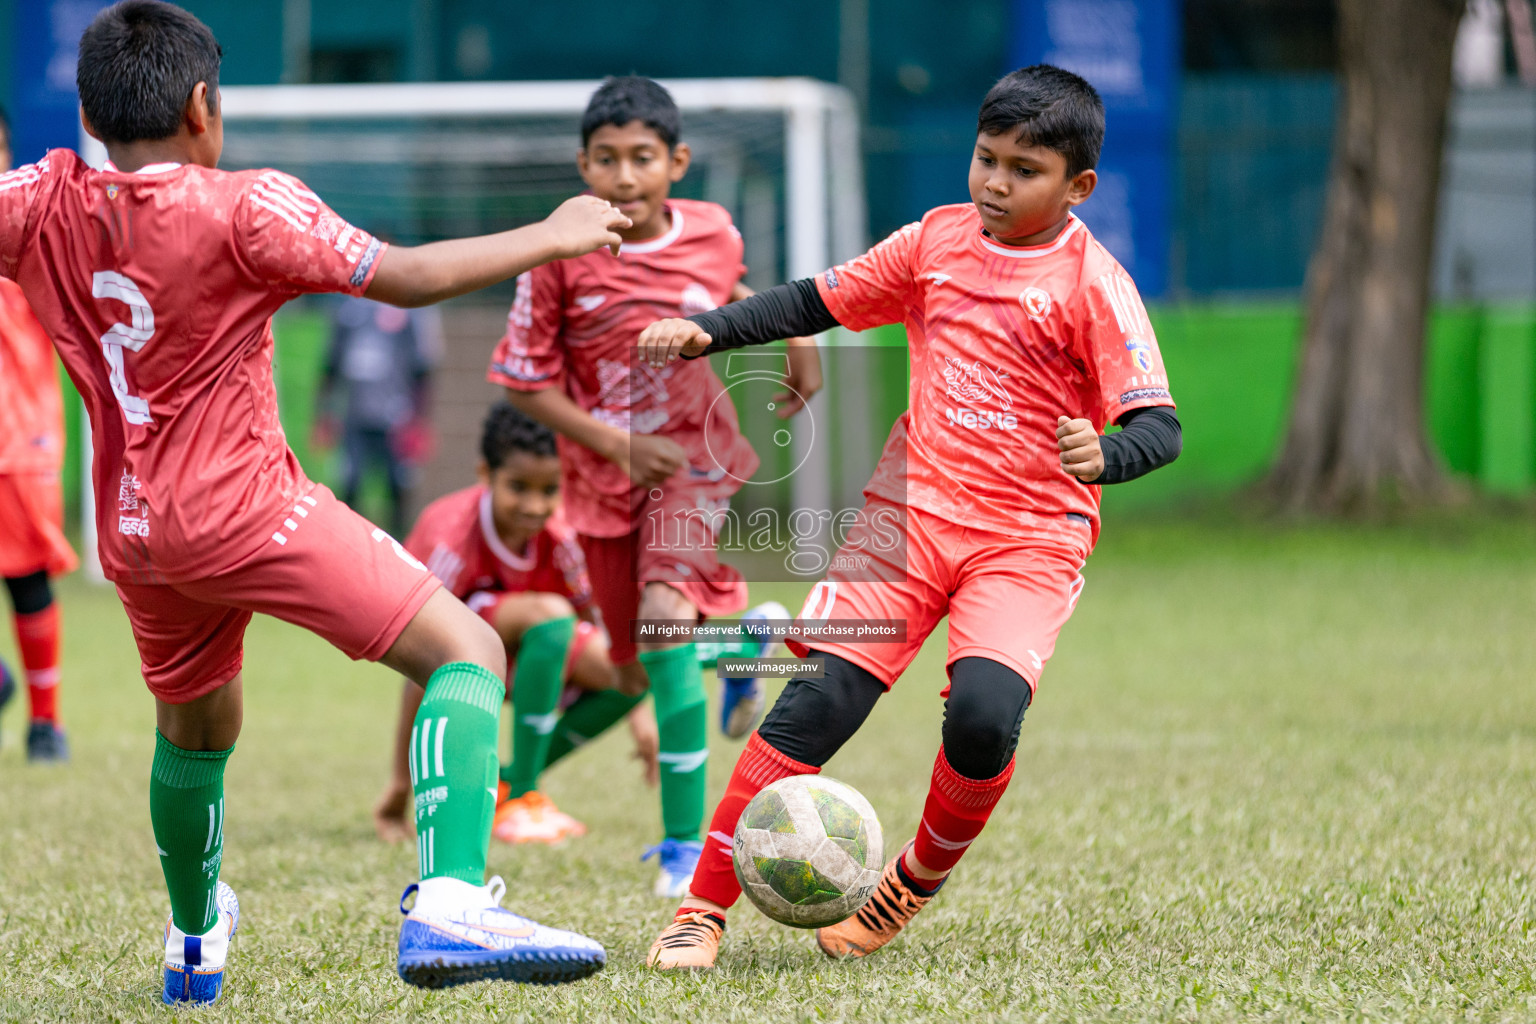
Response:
[[719, 601, 790, 739], [397, 875, 605, 988], [162, 881, 239, 1005]]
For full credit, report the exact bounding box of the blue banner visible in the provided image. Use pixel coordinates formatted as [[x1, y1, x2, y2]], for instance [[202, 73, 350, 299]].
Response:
[[10, 1, 111, 165], [1009, 0, 1179, 296]]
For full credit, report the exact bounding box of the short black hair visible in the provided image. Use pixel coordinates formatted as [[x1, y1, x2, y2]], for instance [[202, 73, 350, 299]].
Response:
[[481, 401, 558, 469], [976, 65, 1104, 177], [580, 76, 680, 149], [77, 1, 222, 145]]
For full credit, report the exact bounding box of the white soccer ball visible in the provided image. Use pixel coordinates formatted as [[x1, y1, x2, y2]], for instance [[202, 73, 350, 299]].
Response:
[[732, 774, 883, 928]]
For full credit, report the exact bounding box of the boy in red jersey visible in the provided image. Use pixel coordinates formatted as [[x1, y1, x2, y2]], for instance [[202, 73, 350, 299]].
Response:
[[0, 105, 77, 762], [640, 66, 1183, 968], [373, 401, 661, 845], [1, 1, 631, 1003], [489, 77, 820, 897]]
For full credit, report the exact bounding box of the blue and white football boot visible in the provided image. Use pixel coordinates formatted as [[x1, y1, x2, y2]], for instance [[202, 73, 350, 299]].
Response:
[[719, 601, 790, 739], [397, 875, 605, 988], [162, 881, 239, 1005], [642, 838, 704, 898]]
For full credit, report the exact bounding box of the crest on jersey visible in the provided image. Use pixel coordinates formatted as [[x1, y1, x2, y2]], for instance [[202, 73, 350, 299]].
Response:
[[1019, 287, 1052, 322], [105, 184, 119, 200], [681, 282, 717, 317], [1125, 338, 1155, 374]]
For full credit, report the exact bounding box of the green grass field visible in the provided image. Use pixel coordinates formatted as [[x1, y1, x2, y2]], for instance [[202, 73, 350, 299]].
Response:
[[4, 515, 1536, 1022]]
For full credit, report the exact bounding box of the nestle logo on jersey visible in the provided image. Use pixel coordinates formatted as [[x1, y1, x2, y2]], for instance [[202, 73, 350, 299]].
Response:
[[118, 516, 150, 538]]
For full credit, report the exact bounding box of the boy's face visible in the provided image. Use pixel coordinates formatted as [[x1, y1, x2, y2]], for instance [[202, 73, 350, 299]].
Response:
[[578, 121, 690, 242], [968, 131, 1096, 245], [478, 451, 562, 545]]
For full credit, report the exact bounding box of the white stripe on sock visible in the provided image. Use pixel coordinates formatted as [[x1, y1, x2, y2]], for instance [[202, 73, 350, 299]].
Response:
[[433, 717, 447, 780], [408, 724, 419, 785], [419, 719, 432, 780], [204, 803, 217, 853]]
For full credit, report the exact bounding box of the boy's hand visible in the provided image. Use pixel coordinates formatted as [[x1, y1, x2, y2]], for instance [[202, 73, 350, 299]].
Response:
[[544, 195, 631, 258], [615, 433, 688, 488], [638, 318, 712, 368], [774, 337, 822, 418], [627, 704, 660, 787], [1056, 416, 1104, 482]]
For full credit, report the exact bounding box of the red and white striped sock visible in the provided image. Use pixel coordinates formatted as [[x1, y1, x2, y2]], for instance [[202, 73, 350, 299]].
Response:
[[910, 746, 1015, 876], [14, 604, 61, 724], [687, 732, 818, 909]]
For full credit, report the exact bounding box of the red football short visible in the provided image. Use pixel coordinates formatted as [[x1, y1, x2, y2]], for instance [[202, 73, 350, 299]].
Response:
[[0, 471, 79, 578], [116, 484, 440, 703], [579, 473, 748, 665], [786, 497, 1091, 693]]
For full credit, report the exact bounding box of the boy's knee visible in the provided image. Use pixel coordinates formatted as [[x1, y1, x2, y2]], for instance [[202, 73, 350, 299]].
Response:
[[757, 653, 884, 767], [524, 592, 576, 625], [942, 657, 1032, 779], [463, 614, 509, 679]]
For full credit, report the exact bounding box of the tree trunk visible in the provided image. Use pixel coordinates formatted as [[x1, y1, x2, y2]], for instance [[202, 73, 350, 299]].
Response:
[[1264, 0, 1465, 514]]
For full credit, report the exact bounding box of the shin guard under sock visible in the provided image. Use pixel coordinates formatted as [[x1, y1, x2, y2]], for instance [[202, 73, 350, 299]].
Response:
[[150, 731, 233, 935], [411, 661, 503, 883], [640, 645, 708, 841], [502, 615, 575, 797], [688, 732, 818, 909], [911, 746, 1015, 876]]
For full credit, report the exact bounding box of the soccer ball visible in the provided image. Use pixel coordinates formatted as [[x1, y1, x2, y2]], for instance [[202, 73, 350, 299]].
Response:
[[732, 774, 883, 928]]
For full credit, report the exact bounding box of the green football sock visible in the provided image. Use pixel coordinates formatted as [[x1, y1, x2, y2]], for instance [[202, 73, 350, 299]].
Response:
[[412, 661, 503, 883], [543, 688, 648, 768], [501, 615, 575, 798], [640, 644, 708, 841], [695, 624, 762, 669], [149, 731, 234, 936]]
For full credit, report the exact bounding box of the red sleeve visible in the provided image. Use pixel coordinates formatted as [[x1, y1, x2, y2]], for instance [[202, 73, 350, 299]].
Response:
[[487, 264, 566, 391], [0, 157, 53, 281], [813, 221, 921, 332], [1078, 269, 1175, 424], [234, 170, 385, 296]]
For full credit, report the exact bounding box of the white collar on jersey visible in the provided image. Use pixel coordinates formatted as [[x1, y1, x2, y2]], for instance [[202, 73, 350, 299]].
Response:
[[977, 213, 1083, 259], [619, 203, 685, 255], [478, 488, 535, 570], [102, 160, 183, 175]]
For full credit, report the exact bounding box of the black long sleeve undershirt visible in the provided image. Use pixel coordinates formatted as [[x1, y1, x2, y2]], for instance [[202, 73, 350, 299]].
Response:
[[682, 277, 1182, 484], [1097, 406, 1181, 484]]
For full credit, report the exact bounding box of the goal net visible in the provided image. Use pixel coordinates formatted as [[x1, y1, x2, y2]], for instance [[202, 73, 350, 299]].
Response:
[[78, 79, 882, 582]]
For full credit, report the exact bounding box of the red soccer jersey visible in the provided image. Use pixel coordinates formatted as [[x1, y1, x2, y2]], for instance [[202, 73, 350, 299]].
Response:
[[815, 205, 1175, 539], [0, 151, 385, 583], [487, 198, 759, 537], [0, 278, 64, 475], [404, 485, 592, 610]]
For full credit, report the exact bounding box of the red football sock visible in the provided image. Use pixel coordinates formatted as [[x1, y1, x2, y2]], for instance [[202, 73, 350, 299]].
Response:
[[910, 747, 1015, 876], [687, 732, 818, 909], [14, 604, 61, 723]]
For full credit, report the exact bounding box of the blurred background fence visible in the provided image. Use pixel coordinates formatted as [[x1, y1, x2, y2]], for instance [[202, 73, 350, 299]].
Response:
[[4, 0, 1533, 527]]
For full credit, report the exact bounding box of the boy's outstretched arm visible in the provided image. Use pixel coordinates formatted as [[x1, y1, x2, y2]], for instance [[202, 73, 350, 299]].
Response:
[[367, 196, 630, 308], [639, 278, 838, 368], [503, 387, 688, 490]]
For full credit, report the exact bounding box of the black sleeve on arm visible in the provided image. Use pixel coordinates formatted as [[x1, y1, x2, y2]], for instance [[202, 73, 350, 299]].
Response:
[[1095, 406, 1182, 484], [680, 277, 840, 358]]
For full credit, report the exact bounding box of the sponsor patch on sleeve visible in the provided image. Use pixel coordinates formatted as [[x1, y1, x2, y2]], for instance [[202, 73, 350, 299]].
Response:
[[823, 267, 840, 290]]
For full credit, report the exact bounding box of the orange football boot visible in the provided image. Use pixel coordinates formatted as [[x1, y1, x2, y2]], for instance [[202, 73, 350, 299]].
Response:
[[816, 848, 942, 959], [491, 791, 586, 844], [646, 910, 726, 970]]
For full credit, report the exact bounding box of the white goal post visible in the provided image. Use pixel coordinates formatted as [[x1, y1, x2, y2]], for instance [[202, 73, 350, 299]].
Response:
[[78, 78, 866, 582]]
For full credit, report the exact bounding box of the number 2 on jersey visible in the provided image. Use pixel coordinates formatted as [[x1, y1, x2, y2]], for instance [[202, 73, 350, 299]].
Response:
[[91, 270, 155, 425]]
